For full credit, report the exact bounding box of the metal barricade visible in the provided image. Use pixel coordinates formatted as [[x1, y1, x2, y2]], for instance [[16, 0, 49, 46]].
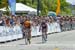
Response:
[[62, 21, 75, 31]]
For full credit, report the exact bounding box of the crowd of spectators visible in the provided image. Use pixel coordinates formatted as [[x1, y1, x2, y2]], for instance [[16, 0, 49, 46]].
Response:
[[0, 15, 75, 31]]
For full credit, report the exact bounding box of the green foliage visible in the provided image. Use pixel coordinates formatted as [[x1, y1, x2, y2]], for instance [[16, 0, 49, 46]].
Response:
[[0, 0, 72, 15], [17, 0, 71, 15], [60, 0, 71, 15], [0, 0, 8, 8]]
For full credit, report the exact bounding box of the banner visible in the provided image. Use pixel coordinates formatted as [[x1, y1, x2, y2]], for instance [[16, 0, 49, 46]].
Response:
[[8, 0, 16, 15], [56, 0, 60, 15], [0, 22, 61, 42], [0, 26, 23, 42]]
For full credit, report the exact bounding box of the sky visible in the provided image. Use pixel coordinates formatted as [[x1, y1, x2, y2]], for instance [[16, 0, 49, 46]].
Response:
[[66, 0, 75, 5]]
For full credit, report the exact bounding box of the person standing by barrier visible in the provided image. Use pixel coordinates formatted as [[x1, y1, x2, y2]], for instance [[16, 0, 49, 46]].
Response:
[[69, 17, 72, 30], [23, 19, 31, 45], [72, 17, 75, 29], [5, 18, 11, 27], [61, 16, 66, 31], [59, 17, 63, 31], [39, 19, 48, 43], [0, 18, 4, 26], [10, 15, 16, 26], [65, 16, 70, 31]]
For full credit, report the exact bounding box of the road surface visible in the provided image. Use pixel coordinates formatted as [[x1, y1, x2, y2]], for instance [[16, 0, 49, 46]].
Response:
[[0, 30, 75, 50]]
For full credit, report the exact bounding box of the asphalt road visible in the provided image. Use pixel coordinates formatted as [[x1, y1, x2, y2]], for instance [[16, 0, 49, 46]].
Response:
[[0, 30, 75, 50]]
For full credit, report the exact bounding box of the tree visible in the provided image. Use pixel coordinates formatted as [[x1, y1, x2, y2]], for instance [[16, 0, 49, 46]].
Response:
[[60, 0, 71, 15], [0, 0, 8, 8], [0, 0, 72, 15]]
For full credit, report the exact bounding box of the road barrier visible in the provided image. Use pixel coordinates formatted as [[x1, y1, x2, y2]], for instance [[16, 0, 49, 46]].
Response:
[[0, 26, 23, 42], [0, 22, 61, 42]]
